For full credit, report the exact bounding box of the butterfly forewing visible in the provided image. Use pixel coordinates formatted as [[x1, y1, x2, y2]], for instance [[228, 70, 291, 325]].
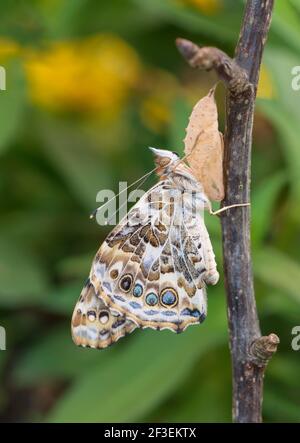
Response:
[[89, 177, 216, 333]]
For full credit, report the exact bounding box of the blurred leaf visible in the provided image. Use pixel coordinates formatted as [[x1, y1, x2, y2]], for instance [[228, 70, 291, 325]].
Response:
[[0, 237, 48, 306], [38, 116, 112, 209], [260, 47, 300, 199], [56, 253, 92, 280], [268, 355, 300, 386], [258, 99, 300, 198], [47, 294, 226, 422], [168, 97, 190, 154], [156, 345, 231, 422], [132, 0, 240, 43], [272, 0, 300, 55], [35, 0, 89, 38], [0, 60, 26, 154], [1, 310, 43, 349], [264, 389, 300, 422], [0, 212, 63, 250], [254, 247, 300, 305], [263, 47, 300, 117], [0, 3, 44, 42], [290, 0, 300, 14], [261, 289, 300, 322], [73, 0, 159, 36], [251, 171, 286, 247], [39, 281, 83, 316], [13, 326, 102, 386]]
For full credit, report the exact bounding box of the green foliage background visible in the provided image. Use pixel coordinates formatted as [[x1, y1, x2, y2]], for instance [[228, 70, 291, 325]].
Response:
[[0, 0, 300, 422]]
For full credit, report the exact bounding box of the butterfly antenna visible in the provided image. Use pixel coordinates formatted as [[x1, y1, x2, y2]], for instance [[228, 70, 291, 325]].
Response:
[[90, 165, 159, 219], [104, 171, 151, 225]]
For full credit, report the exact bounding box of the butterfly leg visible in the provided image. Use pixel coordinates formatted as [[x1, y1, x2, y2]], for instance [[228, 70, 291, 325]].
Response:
[[209, 202, 250, 216]]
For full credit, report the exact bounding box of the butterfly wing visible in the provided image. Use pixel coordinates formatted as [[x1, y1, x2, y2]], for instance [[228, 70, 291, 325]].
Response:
[[89, 180, 218, 333], [71, 278, 137, 349]]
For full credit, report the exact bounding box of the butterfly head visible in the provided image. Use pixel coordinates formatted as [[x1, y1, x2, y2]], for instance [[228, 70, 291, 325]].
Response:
[[149, 147, 180, 177], [149, 146, 200, 187]]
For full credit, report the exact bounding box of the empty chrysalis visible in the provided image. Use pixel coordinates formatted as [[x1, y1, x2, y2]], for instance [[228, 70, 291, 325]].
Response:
[[184, 86, 224, 202]]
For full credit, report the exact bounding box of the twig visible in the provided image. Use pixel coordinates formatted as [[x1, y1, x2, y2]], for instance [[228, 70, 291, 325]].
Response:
[[176, 0, 278, 423], [250, 334, 280, 366], [176, 39, 250, 95]]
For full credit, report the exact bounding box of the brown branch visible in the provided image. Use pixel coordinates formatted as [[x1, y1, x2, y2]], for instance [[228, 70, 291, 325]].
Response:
[[176, 0, 277, 423], [176, 39, 250, 95]]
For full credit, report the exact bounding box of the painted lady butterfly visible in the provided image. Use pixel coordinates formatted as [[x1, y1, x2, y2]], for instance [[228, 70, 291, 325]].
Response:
[[71, 148, 219, 349]]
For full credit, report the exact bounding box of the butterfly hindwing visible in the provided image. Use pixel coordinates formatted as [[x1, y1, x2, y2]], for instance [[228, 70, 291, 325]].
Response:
[[71, 278, 137, 349]]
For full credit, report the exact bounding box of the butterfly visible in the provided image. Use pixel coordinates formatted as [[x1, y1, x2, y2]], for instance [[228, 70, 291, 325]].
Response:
[[71, 148, 219, 349]]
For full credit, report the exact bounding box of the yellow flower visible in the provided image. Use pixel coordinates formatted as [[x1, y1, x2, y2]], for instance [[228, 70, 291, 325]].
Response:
[[257, 65, 276, 99], [25, 34, 141, 116], [0, 37, 20, 62], [180, 0, 222, 15]]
